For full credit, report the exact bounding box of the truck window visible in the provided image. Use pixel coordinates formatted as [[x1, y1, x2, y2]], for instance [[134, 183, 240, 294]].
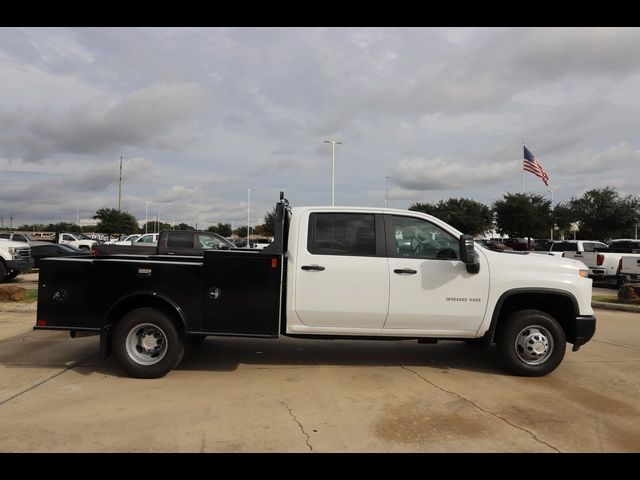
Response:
[[0, 233, 9, 239], [196, 233, 230, 249], [551, 242, 577, 252], [166, 231, 192, 248], [390, 216, 459, 260], [308, 213, 375, 256]]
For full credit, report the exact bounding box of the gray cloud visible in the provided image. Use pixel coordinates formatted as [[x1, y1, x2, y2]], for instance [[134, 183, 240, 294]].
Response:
[[0, 82, 207, 161], [392, 157, 520, 191], [1, 27, 640, 226]]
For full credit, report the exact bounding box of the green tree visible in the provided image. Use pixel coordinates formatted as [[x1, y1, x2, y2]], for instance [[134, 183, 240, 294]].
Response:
[[408, 202, 439, 217], [92, 208, 139, 237], [140, 221, 173, 233], [493, 193, 553, 238], [409, 198, 493, 236], [568, 187, 640, 241], [233, 225, 249, 237], [46, 222, 82, 233], [208, 223, 232, 237], [551, 202, 575, 240], [262, 208, 277, 237], [176, 223, 194, 230]]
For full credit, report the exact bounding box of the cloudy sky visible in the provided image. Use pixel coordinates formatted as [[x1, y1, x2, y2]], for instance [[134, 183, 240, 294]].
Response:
[[1, 27, 639, 229]]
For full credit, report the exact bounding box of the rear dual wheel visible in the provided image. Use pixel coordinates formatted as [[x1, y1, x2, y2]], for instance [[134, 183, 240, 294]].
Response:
[[112, 308, 184, 379]]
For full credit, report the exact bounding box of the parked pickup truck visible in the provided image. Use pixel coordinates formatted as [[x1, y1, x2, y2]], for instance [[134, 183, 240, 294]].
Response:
[[91, 230, 235, 256], [561, 241, 640, 284], [0, 239, 33, 282], [35, 193, 596, 378], [58, 232, 99, 250], [619, 256, 640, 284], [533, 240, 609, 258]]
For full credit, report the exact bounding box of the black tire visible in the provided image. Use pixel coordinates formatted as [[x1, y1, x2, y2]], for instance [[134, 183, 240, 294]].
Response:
[[497, 309, 566, 377], [112, 308, 184, 379], [0, 262, 7, 282]]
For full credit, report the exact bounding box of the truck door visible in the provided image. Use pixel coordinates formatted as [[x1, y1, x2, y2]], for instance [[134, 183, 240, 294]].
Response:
[[383, 215, 489, 333], [294, 212, 389, 329]]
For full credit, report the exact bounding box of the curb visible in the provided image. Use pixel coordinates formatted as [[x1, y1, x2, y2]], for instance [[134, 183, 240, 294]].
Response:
[[592, 301, 640, 313]]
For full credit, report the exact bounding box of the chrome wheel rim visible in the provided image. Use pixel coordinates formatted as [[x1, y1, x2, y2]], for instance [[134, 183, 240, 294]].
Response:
[[514, 325, 553, 365], [125, 323, 168, 366]]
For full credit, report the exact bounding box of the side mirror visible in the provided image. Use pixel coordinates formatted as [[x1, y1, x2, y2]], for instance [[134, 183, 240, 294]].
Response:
[[459, 234, 480, 274]]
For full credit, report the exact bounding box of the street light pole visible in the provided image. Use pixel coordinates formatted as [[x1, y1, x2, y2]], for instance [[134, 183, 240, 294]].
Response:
[[118, 156, 123, 211], [247, 188, 251, 245], [324, 140, 343, 206], [145, 202, 149, 234], [385, 176, 390, 208]]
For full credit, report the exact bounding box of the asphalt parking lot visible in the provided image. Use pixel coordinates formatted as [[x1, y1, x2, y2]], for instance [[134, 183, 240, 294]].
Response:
[[0, 308, 638, 452]]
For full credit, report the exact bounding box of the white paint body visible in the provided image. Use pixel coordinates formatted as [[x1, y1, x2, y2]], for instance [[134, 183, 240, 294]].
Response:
[[285, 206, 593, 338]]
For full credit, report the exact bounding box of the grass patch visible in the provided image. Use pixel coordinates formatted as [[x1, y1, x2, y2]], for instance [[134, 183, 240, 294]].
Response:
[[592, 294, 640, 306], [24, 289, 38, 303], [593, 295, 618, 303]]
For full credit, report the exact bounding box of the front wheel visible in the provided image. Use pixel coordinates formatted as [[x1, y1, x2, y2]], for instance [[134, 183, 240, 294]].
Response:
[[112, 308, 184, 378], [497, 309, 566, 377]]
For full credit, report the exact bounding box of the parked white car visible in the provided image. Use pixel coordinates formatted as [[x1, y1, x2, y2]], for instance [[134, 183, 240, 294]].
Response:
[[58, 232, 98, 250]]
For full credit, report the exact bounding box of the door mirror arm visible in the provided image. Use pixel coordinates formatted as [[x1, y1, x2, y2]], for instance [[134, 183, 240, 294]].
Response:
[[459, 234, 480, 274]]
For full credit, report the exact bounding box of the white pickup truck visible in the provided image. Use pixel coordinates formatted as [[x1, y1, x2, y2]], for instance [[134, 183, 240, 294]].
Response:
[[58, 232, 98, 250], [560, 240, 640, 284], [35, 193, 596, 378], [0, 239, 33, 282], [619, 256, 640, 284]]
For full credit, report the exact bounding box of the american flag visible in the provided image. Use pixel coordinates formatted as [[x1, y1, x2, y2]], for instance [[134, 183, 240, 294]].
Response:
[[523, 146, 549, 186]]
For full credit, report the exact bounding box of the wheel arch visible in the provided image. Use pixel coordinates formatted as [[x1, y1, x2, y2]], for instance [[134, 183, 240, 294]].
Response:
[[105, 292, 188, 334], [487, 288, 579, 345]]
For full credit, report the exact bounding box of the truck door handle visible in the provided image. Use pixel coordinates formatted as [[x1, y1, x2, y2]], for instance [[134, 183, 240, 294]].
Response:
[[394, 268, 417, 274], [301, 265, 325, 271]]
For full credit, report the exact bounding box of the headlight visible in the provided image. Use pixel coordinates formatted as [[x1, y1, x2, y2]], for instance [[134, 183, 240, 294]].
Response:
[[578, 269, 588, 278]]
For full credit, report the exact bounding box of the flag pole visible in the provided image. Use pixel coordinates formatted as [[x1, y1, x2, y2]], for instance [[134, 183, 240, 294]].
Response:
[[522, 143, 525, 193]]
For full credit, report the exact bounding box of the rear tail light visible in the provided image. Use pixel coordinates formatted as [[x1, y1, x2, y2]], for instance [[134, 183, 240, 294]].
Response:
[[90, 244, 98, 256], [597, 254, 604, 266], [36, 319, 47, 326], [618, 257, 623, 272]]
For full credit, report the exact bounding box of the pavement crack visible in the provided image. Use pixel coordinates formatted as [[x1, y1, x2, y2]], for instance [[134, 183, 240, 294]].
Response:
[[400, 366, 561, 453], [280, 399, 313, 451], [0, 355, 93, 407], [242, 382, 313, 451]]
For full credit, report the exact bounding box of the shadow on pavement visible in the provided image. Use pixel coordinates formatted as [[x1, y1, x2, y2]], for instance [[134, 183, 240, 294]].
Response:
[[0, 330, 506, 378]]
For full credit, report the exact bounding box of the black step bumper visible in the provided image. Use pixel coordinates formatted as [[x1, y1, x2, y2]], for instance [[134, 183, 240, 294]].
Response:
[[572, 315, 596, 351], [6, 259, 33, 275]]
